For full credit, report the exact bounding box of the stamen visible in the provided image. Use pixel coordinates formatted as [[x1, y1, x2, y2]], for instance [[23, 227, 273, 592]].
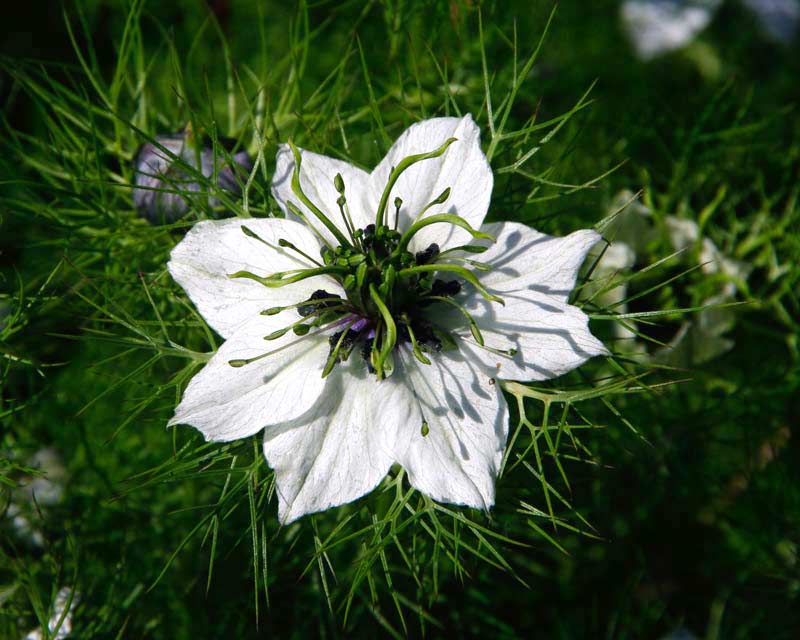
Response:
[[361, 337, 375, 373], [361, 224, 376, 252], [404, 322, 432, 365], [277, 238, 323, 267], [265, 301, 348, 340], [227, 316, 349, 368], [228, 265, 347, 288], [430, 279, 461, 297], [321, 322, 360, 378], [410, 186, 451, 226], [425, 294, 484, 346], [239, 225, 322, 269], [396, 213, 494, 254], [393, 196, 403, 231], [421, 420, 430, 437], [261, 295, 345, 317], [298, 290, 343, 317], [465, 260, 492, 271], [462, 338, 518, 358], [415, 243, 440, 265], [397, 263, 504, 305], [437, 244, 490, 257], [334, 173, 358, 244]]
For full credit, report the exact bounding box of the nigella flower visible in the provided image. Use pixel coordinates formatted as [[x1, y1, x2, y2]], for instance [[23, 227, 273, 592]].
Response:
[[167, 115, 607, 523], [133, 129, 253, 224], [621, 0, 799, 60], [621, 0, 721, 60]]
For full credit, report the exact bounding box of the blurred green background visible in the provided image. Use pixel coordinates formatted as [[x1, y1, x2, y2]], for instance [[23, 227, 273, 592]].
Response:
[[1, 1, 798, 638]]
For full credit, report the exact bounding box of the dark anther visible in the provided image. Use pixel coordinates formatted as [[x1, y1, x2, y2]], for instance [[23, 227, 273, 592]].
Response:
[[328, 329, 359, 360], [328, 331, 343, 350], [341, 329, 359, 350], [413, 320, 442, 352], [361, 337, 376, 373], [298, 289, 341, 317], [328, 329, 359, 362], [361, 224, 376, 251], [415, 243, 440, 265], [431, 279, 461, 297], [396, 322, 410, 344], [396, 320, 441, 352]]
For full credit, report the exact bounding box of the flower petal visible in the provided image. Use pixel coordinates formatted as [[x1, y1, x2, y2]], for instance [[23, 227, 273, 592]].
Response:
[[475, 222, 602, 303], [262, 359, 395, 524], [272, 146, 374, 245], [370, 114, 493, 251], [168, 217, 340, 339], [169, 314, 331, 441], [388, 348, 507, 510], [457, 291, 608, 382]]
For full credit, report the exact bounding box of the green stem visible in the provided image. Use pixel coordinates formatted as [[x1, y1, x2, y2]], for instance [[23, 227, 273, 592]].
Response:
[[397, 263, 504, 305], [228, 265, 346, 288], [396, 213, 494, 254], [425, 295, 485, 345], [288, 140, 352, 248], [375, 137, 457, 228]]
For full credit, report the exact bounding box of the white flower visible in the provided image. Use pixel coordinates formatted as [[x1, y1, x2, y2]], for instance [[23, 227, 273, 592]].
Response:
[[621, 0, 721, 60], [593, 189, 750, 366], [7, 448, 66, 548], [742, 0, 800, 43], [621, 0, 799, 60], [168, 115, 607, 524], [23, 587, 77, 640]]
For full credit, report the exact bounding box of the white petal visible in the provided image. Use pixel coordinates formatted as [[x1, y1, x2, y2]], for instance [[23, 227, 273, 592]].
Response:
[[389, 348, 507, 510], [272, 146, 374, 245], [476, 222, 602, 303], [458, 291, 608, 381], [262, 358, 395, 524], [370, 114, 493, 251], [168, 217, 339, 339], [169, 314, 331, 441]]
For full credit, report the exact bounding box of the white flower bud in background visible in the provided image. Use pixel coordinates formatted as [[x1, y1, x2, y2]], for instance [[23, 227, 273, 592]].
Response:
[[621, 0, 721, 60], [133, 130, 253, 224], [593, 189, 751, 366], [742, 0, 800, 43], [5, 448, 66, 548], [22, 587, 78, 640], [621, 0, 799, 61]]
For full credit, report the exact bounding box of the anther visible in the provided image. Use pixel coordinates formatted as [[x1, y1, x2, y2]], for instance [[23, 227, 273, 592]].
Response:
[[415, 243, 440, 265], [431, 279, 461, 297], [361, 337, 376, 373], [298, 289, 341, 317]]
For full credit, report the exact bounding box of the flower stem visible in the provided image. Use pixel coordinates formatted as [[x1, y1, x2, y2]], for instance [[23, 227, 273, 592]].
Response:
[[374, 137, 457, 228], [287, 140, 352, 248]]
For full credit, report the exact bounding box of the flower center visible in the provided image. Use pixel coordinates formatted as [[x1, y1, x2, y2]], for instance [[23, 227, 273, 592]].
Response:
[[294, 225, 465, 377], [227, 140, 509, 380]]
